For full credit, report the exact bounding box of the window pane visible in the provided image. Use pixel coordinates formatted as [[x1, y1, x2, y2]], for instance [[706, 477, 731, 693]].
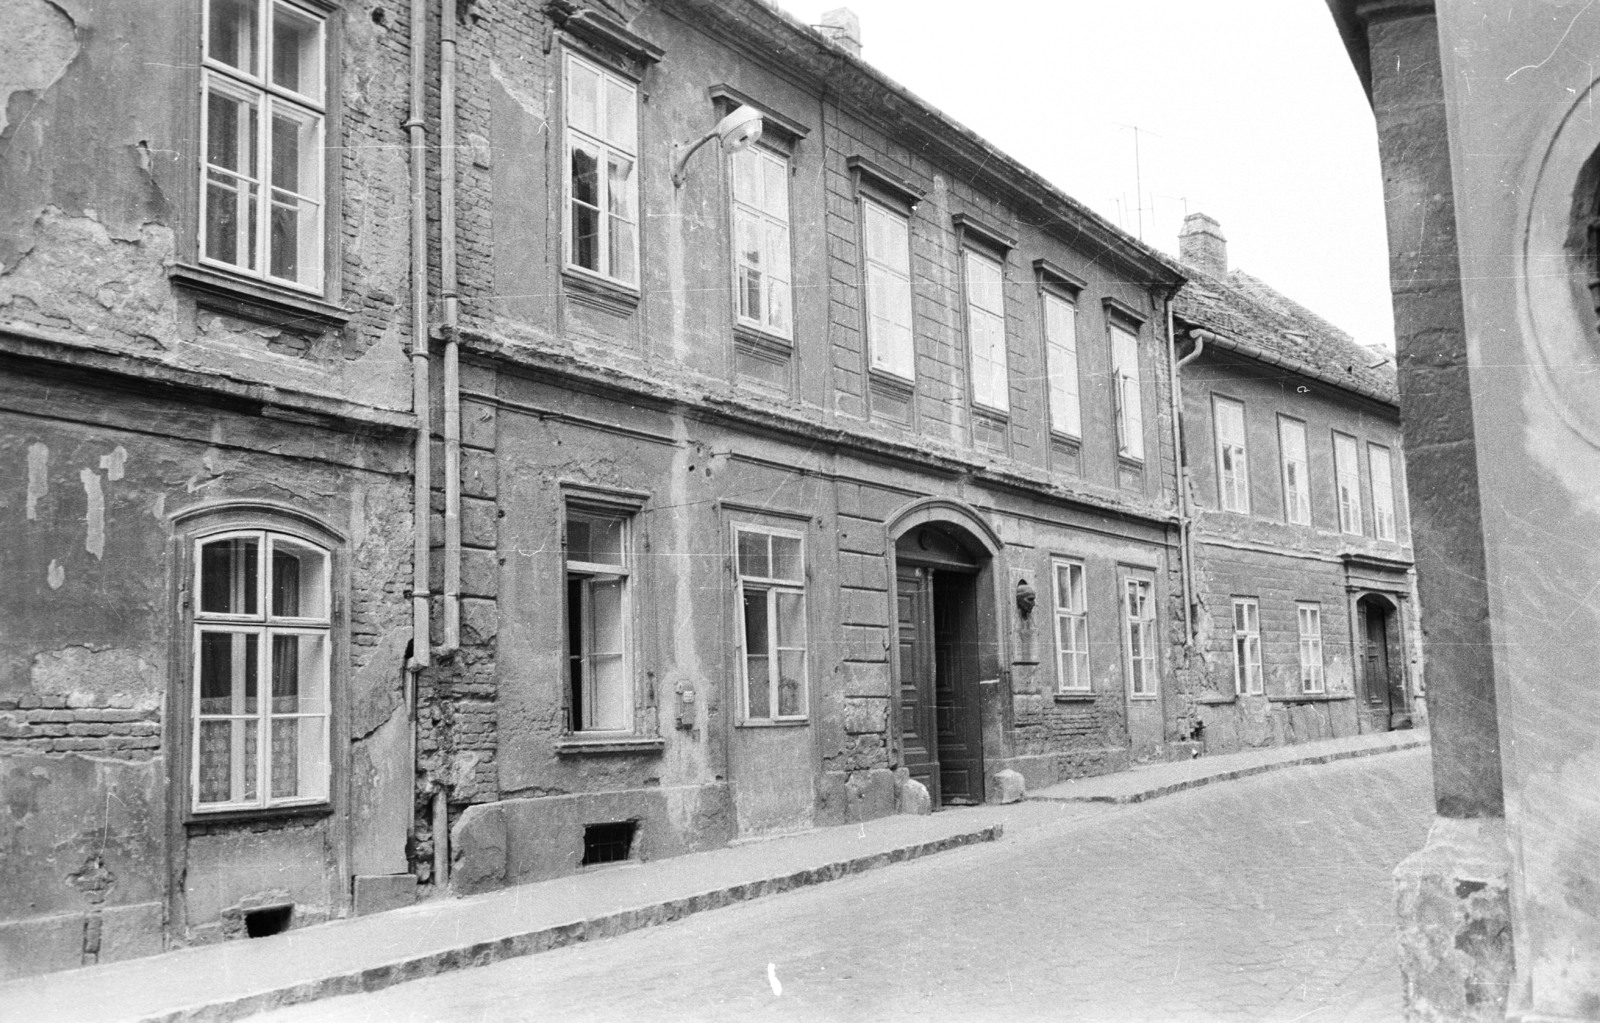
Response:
[[737, 530, 769, 579], [206, 174, 259, 270], [965, 252, 1003, 314], [269, 632, 326, 713], [743, 588, 770, 718], [777, 650, 805, 717], [207, 86, 259, 176], [770, 535, 802, 583], [209, 0, 259, 74], [200, 536, 260, 615], [1045, 294, 1081, 436], [775, 589, 805, 647], [271, 2, 323, 100], [568, 511, 624, 566], [603, 76, 636, 152], [270, 538, 328, 619], [198, 717, 259, 803], [567, 58, 600, 137], [199, 631, 259, 714], [269, 713, 326, 800], [761, 153, 788, 218], [732, 148, 761, 207]]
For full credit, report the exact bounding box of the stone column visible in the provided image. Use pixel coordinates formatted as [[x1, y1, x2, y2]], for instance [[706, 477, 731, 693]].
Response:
[[1354, 2, 1513, 1019]]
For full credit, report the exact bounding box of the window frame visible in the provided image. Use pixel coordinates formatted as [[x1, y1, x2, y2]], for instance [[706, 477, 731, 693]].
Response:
[[1214, 396, 1249, 514], [729, 142, 796, 341], [198, 0, 331, 295], [1110, 322, 1145, 461], [733, 524, 810, 724], [1052, 559, 1091, 694], [174, 505, 345, 822], [1278, 415, 1311, 525], [563, 504, 636, 735], [962, 247, 1011, 414], [561, 49, 642, 291], [1369, 443, 1397, 541], [1123, 576, 1158, 698], [1042, 288, 1083, 439], [1334, 432, 1363, 535], [1298, 603, 1326, 694], [1232, 597, 1263, 696], [860, 195, 916, 381]]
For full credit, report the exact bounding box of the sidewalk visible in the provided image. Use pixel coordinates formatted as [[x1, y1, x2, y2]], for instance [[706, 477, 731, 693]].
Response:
[[1030, 727, 1428, 804], [0, 806, 1016, 1023]]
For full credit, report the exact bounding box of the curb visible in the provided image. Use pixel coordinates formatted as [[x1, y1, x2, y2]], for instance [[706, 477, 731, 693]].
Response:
[[141, 823, 1004, 1023], [1030, 734, 1429, 806]]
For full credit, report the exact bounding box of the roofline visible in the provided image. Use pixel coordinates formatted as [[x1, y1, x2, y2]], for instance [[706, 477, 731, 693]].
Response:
[[1178, 320, 1398, 412], [655, 0, 1190, 291], [1324, 0, 1438, 106]]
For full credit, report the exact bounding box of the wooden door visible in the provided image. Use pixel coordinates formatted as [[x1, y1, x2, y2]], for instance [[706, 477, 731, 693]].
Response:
[[1364, 607, 1393, 722], [933, 571, 984, 805], [896, 565, 938, 806]]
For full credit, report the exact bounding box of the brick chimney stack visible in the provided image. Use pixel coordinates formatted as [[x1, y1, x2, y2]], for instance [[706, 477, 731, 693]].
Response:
[[1178, 213, 1228, 276], [820, 8, 862, 57]]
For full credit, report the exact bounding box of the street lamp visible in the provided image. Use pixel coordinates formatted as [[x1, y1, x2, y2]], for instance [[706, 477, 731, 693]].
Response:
[[672, 104, 765, 187]]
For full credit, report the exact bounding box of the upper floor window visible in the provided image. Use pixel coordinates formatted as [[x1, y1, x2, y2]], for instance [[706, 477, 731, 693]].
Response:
[[1279, 416, 1311, 525], [566, 507, 633, 733], [1334, 433, 1363, 535], [862, 198, 914, 378], [1053, 560, 1090, 693], [1232, 597, 1262, 695], [202, 0, 327, 291], [731, 146, 793, 337], [1111, 324, 1144, 460], [1043, 292, 1082, 437], [564, 53, 639, 287], [735, 526, 808, 721], [1124, 578, 1157, 697], [1369, 444, 1397, 541], [1298, 603, 1325, 694], [192, 529, 331, 812], [1215, 398, 1249, 513], [964, 250, 1009, 412]]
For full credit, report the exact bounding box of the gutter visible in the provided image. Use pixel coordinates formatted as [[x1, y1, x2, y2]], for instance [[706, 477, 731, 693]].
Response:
[[1167, 302, 1200, 648]]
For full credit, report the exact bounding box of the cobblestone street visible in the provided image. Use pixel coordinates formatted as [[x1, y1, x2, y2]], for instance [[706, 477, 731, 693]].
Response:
[[255, 748, 1432, 1023]]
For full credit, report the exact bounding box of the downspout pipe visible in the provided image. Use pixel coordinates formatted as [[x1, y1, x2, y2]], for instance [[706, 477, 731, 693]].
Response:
[[1168, 311, 1208, 650], [439, 0, 462, 657], [406, 0, 431, 674]]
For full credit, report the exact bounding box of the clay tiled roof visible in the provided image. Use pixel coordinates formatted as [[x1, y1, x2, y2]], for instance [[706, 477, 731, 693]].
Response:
[[1173, 263, 1398, 407]]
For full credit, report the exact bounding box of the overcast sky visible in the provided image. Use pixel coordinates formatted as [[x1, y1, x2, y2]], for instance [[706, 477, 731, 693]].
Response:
[[773, 0, 1396, 351]]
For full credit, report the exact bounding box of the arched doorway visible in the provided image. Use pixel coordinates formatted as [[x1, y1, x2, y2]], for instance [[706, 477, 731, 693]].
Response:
[[1357, 593, 1410, 730], [884, 500, 1006, 808]]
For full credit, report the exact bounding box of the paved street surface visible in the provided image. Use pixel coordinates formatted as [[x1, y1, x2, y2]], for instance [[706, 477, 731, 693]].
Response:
[[255, 748, 1431, 1023]]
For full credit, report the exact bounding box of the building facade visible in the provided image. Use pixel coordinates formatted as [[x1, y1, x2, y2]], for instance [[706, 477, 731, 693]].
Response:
[[1169, 214, 1421, 751]]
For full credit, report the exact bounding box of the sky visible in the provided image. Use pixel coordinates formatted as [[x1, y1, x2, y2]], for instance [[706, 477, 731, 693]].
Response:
[[772, 0, 1397, 351]]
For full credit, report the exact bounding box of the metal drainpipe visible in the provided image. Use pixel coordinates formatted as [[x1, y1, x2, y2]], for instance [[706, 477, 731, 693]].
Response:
[[1171, 319, 1210, 649], [406, 0, 431, 674], [439, 0, 462, 657]]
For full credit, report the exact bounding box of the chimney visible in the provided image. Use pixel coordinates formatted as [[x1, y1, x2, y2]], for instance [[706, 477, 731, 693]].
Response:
[[1178, 213, 1227, 275], [819, 8, 862, 57]]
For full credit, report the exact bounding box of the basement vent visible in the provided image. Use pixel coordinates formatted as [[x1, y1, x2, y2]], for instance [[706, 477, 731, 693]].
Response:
[[244, 905, 292, 938], [582, 821, 637, 866]]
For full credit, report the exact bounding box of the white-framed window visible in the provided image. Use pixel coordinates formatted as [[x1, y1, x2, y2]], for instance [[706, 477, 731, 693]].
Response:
[[735, 526, 808, 721], [1370, 444, 1397, 541], [863, 198, 914, 379], [1232, 598, 1263, 696], [1053, 560, 1090, 693], [192, 529, 331, 812], [1124, 578, 1157, 697], [1279, 416, 1311, 525], [731, 145, 793, 337], [964, 249, 1009, 412], [1111, 324, 1144, 459], [564, 52, 639, 287], [1298, 603, 1325, 694], [1043, 292, 1082, 437], [1215, 397, 1249, 513], [1334, 433, 1363, 535], [201, 0, 327, 291], [565, 507, 633, 733]]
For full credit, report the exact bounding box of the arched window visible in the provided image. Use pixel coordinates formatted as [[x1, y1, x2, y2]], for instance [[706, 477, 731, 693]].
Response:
[[189, 525, 332, 812]]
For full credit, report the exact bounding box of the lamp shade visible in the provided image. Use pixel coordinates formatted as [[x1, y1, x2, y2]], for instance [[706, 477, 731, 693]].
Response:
[[715, 104, 765, 153]]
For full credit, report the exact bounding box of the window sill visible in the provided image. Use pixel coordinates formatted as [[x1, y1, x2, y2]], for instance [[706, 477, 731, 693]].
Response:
[[1129, 693, 1160, 701], [972, 402, 1010, 422], [562, 268, 642, 316], [736, 718, 809, 728], [733, 323, 794, 361], [1193, 693, 1238, 705], [868, 366, 915, 397], [1049, 429, 1082, 447], [1117, 453, 1145, 470], [170, 263, 349, 335], [556, 736, 665, 755], [184, 801, 334, 829], [1054, 692, 1096, 703], [1267, 693, 1353, 703]]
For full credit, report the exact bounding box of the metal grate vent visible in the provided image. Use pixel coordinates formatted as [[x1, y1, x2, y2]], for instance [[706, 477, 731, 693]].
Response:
[[582, 821, 637, 866]]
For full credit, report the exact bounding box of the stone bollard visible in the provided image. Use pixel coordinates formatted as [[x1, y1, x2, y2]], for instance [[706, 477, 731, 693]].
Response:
[[897, 777, 932, 815], [992, 769, 1025, 804]]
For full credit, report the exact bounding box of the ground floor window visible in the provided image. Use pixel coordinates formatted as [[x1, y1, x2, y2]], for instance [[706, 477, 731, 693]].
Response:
[[566, 507, 633, 732], [1298, 603, 1325, 693], [1053, 560, 1090, 692], [1124, 577, 1157, 697], [735, 525, 808, 721], [1232, 598, 1262, 695]]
